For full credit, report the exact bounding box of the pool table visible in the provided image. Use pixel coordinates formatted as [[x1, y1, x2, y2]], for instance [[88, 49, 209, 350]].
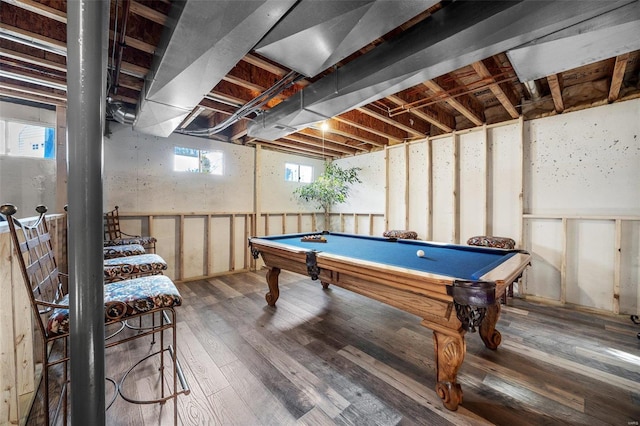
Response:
[[248, 232, 531, 411]]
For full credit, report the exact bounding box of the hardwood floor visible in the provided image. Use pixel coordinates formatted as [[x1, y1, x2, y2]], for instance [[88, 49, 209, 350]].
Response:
[[30, 270, 640, 425]]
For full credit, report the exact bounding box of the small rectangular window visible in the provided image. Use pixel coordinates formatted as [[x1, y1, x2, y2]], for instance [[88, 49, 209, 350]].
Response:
[[285, 163, 313, 183], [174, 147, 223, 175], [5, 122, 55, 158]]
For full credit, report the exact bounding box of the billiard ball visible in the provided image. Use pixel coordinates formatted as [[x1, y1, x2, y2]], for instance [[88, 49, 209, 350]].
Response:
[[416, 249, 425, 258]]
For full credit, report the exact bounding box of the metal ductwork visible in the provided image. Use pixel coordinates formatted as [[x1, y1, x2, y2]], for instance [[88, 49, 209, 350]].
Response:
[[507, 1, 640, 82], [254, 0, 439, 78], [248, 0, 635, 141], [107, 98, 136, 125], [133, 0, 297, 138]]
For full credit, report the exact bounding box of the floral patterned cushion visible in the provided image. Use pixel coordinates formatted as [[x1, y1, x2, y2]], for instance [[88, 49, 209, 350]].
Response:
[[104, 236, 157, 247], [104, 254, 167, 282], [47, 275, 181, 336], [383, 230, 418, 240], [103, 244, 146, 259], [467, 236, 516, 250]]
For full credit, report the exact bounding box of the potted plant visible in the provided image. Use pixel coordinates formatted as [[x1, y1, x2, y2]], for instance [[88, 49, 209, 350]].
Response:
[[294, 162, 361, 231]]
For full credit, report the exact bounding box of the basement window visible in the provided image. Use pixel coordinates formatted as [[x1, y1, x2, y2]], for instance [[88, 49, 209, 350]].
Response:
[[285, 163, 313, 183], [174, 147, 223, 175], [0, 120, 55, 159]]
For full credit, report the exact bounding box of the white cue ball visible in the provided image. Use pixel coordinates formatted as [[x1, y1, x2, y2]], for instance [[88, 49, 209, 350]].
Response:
[[416, 249, 425, 258]]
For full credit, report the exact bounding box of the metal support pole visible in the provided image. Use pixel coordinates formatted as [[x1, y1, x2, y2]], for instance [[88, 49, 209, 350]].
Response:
[[66, 1, 109, 424]]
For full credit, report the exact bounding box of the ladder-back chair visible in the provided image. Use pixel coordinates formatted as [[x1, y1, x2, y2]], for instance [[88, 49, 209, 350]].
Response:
[[1, 204, 189, 425], [104, 205, 156, 252]]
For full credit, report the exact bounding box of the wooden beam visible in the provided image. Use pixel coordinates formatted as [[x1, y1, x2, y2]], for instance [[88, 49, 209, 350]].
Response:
[[358, 105, 428, 138], [118, 61, 147, 79], [423, 79, 485, 126], [242, 53, 288, 77], [0, 82, 66, 102], [325, 118, 387, 147], [283, 133, 359, 155], [179, 106, 206, 129], [129, 1, 168, 26], [386, 93, 456, 133], [2, 0, 66, 23], [228, 118, 249, 140], [0, 47, 66, 72], [608, 53, 630, 103], [0, 23, 66, 54], [298, 128, 369, 152], [249, 138, 340, 158], [198, 98, 238, 115], [336, 110, 405, 143], [471, 60, 520, 119], [280, 136, 350, 157], [547, 73, 564, 113]]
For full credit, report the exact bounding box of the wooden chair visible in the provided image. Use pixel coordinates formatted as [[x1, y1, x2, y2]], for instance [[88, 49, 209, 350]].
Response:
[[104, 205, 156, 252], [1, 204, 189, 425]]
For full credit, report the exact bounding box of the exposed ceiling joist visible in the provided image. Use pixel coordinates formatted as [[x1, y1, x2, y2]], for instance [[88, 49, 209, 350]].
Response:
[[547, 74, 565, 113]]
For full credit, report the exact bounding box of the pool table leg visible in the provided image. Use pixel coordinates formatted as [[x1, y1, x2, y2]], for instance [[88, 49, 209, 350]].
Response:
[[265, 267, 281, 306], [479, 302, 502, 350], [432, 330, 465, 411]]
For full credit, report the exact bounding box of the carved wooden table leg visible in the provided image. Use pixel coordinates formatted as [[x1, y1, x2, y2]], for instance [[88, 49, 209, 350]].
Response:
[[479, 302, 502, 350], [265, 267, 281, 306], [432, 330, 465, 410]]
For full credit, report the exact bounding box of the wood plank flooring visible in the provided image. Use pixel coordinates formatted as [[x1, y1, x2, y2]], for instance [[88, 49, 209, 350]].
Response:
[[30, 269, 640, 425]]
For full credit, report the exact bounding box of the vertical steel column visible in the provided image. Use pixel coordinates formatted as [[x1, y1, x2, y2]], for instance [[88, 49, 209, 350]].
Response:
[[66, 1, 109, 424]]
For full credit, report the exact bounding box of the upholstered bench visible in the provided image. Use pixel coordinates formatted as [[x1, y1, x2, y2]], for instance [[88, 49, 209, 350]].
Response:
[[104, 236, 157, 249], [467, 236, 516, 250], [48, 274, 182, 335], [467, 235, 517, 303], [104, 253, 167, 283], [383, 230, 418, 240], [103, 243, 146, 259]]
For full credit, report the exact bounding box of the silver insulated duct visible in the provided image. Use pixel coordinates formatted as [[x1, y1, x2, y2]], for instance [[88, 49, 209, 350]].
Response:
[[133, 0, 297, 137], [248, 0, 635, 141]]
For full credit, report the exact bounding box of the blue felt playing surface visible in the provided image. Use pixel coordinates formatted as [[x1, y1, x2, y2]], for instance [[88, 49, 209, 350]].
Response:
[[259, 232, 515, 280]]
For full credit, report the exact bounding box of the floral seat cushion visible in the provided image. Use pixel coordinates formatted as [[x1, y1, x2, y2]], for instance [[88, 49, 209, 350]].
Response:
[[104, 253, 167, 282], [47, 275, 181, 336], [104, 236, 157, 247], [467, 236, 516, 250], [103, 244, 146, 259], [383, 230, 418, 240]]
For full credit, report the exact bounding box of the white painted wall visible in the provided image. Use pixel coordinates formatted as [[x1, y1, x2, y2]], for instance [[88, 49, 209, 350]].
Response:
[[104, 122, 255, 213], [258, 149, 325, 213], [524, 100, 639, 216], [459, 130, 487, 243], [386, 146, 407, 231], [523, 99, 640, 313], [431, 135, 456, 243], [334, 150, 386, 214], [333, 150, 386, 234], [407, 141, 430, 239]]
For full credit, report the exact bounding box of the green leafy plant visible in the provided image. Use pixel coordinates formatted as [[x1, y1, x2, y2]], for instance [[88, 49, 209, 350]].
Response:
[[294, 162, 361, 230]]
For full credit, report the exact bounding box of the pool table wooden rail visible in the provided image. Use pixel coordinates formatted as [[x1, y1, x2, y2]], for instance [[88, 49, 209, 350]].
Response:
[[248, 235, 531, 411]]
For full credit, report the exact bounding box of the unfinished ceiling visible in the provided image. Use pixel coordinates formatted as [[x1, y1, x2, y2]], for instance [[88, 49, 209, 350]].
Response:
[[1, 0, 639, 159]]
